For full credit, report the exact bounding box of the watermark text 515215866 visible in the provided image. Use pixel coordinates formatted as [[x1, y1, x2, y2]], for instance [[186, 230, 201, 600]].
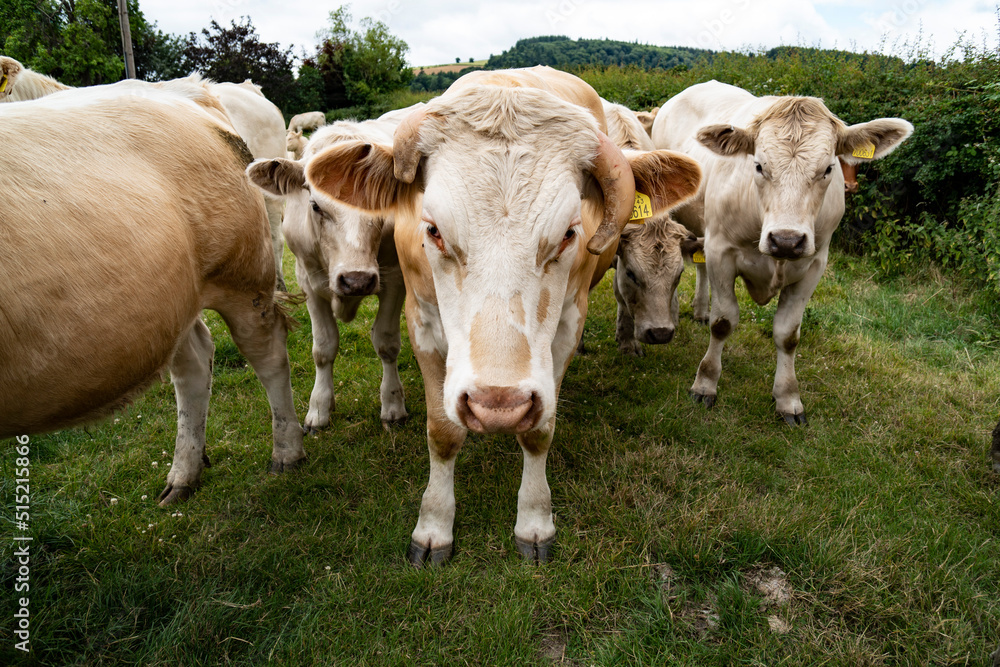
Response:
[[13, 435, 31, 653]]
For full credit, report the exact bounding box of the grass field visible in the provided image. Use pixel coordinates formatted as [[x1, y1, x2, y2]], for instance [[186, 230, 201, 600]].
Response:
[[3, 249, 1000, 665]]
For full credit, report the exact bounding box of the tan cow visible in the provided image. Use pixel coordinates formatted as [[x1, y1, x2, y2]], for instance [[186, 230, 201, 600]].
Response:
[[246, 107, 424, 432], [653, 80, 912, 424], [601, 99, 703, 354], [304, 66, 701, 565], [0, 57, 289, 290], [0, 78, 305, 502], [287, 128, 307, 159], [288, 110, 326, 133], [634, 106, 658, 136]]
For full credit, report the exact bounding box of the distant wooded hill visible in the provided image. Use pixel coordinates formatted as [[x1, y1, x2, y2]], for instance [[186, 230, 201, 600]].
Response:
[[485, 35, 713, 70]]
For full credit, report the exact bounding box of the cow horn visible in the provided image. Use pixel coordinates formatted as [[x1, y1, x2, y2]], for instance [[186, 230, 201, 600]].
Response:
[[393, 107, 430, 184], [586, 132, 636, 255]]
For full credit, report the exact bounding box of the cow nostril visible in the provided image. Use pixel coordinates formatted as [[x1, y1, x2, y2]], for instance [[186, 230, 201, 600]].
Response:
[[767, 231, 808, 259], [644, 327, 675, 344], [336, 271, 378, 296]]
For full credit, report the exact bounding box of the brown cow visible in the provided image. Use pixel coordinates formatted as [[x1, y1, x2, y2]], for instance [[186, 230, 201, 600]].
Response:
[[0, 78, 305, 503]]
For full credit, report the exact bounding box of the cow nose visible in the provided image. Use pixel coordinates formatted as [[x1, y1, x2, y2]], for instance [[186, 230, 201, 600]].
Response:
[[641, 327, 675, 345], [766, 231, 808, 259], [458, 388, 541, 434], [336, 271, 378, 296]]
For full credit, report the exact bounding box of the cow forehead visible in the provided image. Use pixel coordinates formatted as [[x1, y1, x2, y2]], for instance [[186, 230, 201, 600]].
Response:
[[422, 144, 584, 246]]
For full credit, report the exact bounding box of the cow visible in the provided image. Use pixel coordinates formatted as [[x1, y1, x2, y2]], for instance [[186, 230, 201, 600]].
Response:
[[601, 99, 703, 355], [652, 80, 912, 424], [0, 57, 289, 290], [287, 128, 307, 160], [303, 66, 701, 565], [288, 110, 326, 133], [0, 78, 305, 503], [634, 106, 658, 136], [246, 107, 425, 433]]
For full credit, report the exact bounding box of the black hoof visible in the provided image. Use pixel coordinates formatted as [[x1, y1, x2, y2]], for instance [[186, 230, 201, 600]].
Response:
[[302, 424, 325, 436], [157, 485, 194, 507], [381, 414, 409, 431], [780, 411, 808, 426], [618, 344, 644, 357], [515, 536, 554, 563], [689, 390, 716, 409], [270, 456, 306, 474], [407, 540, 452, 567]]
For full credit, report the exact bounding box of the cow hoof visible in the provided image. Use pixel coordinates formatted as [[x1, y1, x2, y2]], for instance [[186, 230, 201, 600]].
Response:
[[157, 485, 194, 507], [270, 456, 306, 474], [689, 390, 716, 409], [515, 536, 554, 563], [780, 411, 808, 426], [275, 276, 288, 292], [618, 342, 644, 357], [407, 540, 452, 567], [302, 423, 325, 436], [381, 414, 409, 431]]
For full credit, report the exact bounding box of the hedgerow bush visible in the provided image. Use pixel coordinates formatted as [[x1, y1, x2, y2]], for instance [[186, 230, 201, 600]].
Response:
[[576, 35, 1000, 312]]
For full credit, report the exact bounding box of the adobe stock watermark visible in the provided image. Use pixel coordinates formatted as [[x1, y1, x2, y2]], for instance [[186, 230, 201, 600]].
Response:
[[12, 435, 32, 653], [546, 0, 585, 27], [873, 0, 928, 33], [696, 0, 753, 50]]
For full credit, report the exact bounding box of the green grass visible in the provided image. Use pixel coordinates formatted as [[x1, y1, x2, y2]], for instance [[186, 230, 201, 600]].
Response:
[[3, 249, 1000, 665]]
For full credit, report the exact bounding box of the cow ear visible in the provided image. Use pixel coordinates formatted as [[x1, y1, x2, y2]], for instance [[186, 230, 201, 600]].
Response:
[[628, 149, 702, 214], [246, 158, 305, 197], [697, 124, 755, 157], [306, 140, 420, 213], [837, 118, 914, 164], [680, 234, 704, 260]]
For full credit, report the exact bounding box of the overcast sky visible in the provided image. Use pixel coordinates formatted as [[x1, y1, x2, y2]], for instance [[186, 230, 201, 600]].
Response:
[[138, 0, 998, 68]]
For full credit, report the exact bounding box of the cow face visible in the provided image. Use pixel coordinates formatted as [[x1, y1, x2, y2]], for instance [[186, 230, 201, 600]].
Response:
[[247, 157, 384, 304], [697, 98, 913, 260], [615, 220, 703, 345], [306, 87, 700, 436]]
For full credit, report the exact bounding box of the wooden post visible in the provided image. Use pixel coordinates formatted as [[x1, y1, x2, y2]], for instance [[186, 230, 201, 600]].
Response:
[[117, 0, 136, 79]]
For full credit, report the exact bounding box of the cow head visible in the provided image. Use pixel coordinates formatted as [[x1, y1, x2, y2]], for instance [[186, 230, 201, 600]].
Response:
[[286, 128, 306, 159], [697, 98, 912, 259], [615, 218, 703, 345], [248, 124, 395, 311], [0, 56, 23, 100], [305, 86, 700, 435]]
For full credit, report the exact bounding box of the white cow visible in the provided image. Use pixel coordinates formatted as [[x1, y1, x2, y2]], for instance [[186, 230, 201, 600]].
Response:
[[653, 80, 912, 424], [0, 78, 305, 502], [288, 110, 326, 133], [304, 66, 701, 565], [0, 57, 289, 290], [246, 106, 424, 432]]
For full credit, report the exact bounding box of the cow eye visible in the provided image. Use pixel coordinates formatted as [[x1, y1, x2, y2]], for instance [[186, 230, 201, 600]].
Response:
[[625, 268, 638, 283], [427, 225, 441, 240], [310, 201, 322, 214], [564, 228, 575, 242], [755, 163, 763, 174], [824, 165, 833, 176]]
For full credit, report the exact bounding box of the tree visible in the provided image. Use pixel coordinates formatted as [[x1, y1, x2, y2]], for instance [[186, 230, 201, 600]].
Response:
[[1, 0, 185, 85], [183, 17, 296, 111], [314, 5, 411, 109]]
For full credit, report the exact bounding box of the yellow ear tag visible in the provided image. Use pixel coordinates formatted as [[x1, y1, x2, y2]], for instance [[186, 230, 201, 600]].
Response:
[[692, 250, 706, 264], [631, 192, 652, 222], [852, 142, 875, 159], [0, 75, 7, 94]]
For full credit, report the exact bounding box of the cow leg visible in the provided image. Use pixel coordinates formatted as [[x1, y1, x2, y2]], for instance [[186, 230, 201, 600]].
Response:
[[303, 290, 339, 434], [613, 277, 642, 356], [215, 294, 305, 473], [408, 344, 466, 567], [515, 421, 556, 563], [692, 262, 710, 323], [772, 257, 826, 425], [372, 275, 407, 427], [265, 196, 286, 291], [991, 419, 1000, 474], [159, 318, 214, 506], [690, 254, 739, 408]]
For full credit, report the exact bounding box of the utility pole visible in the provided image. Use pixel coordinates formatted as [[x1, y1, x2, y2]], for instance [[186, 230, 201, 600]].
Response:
[[117, 0, 136, 79]]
